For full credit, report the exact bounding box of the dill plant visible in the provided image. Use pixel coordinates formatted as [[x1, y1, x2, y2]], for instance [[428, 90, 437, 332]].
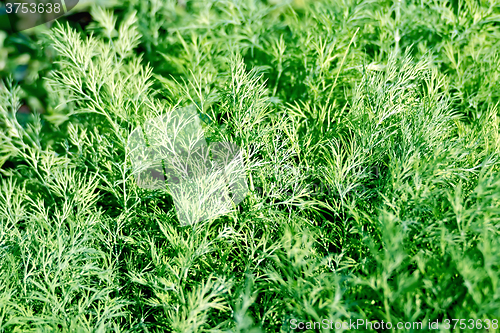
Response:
[[0, 0, 500, 332]]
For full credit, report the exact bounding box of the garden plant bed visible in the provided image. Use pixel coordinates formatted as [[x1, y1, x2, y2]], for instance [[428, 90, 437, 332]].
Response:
[[0, 0, 500, 331]]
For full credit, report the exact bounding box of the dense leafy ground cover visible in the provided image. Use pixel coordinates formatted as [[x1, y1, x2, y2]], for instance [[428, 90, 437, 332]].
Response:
[[1, 0, 500, 331]]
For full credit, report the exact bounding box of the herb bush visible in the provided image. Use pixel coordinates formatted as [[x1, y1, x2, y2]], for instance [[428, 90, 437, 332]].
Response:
[[1, 0, 500, 331]]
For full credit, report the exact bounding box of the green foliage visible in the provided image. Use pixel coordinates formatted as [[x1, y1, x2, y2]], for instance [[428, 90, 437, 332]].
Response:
[[1, 0, 500, 331]]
